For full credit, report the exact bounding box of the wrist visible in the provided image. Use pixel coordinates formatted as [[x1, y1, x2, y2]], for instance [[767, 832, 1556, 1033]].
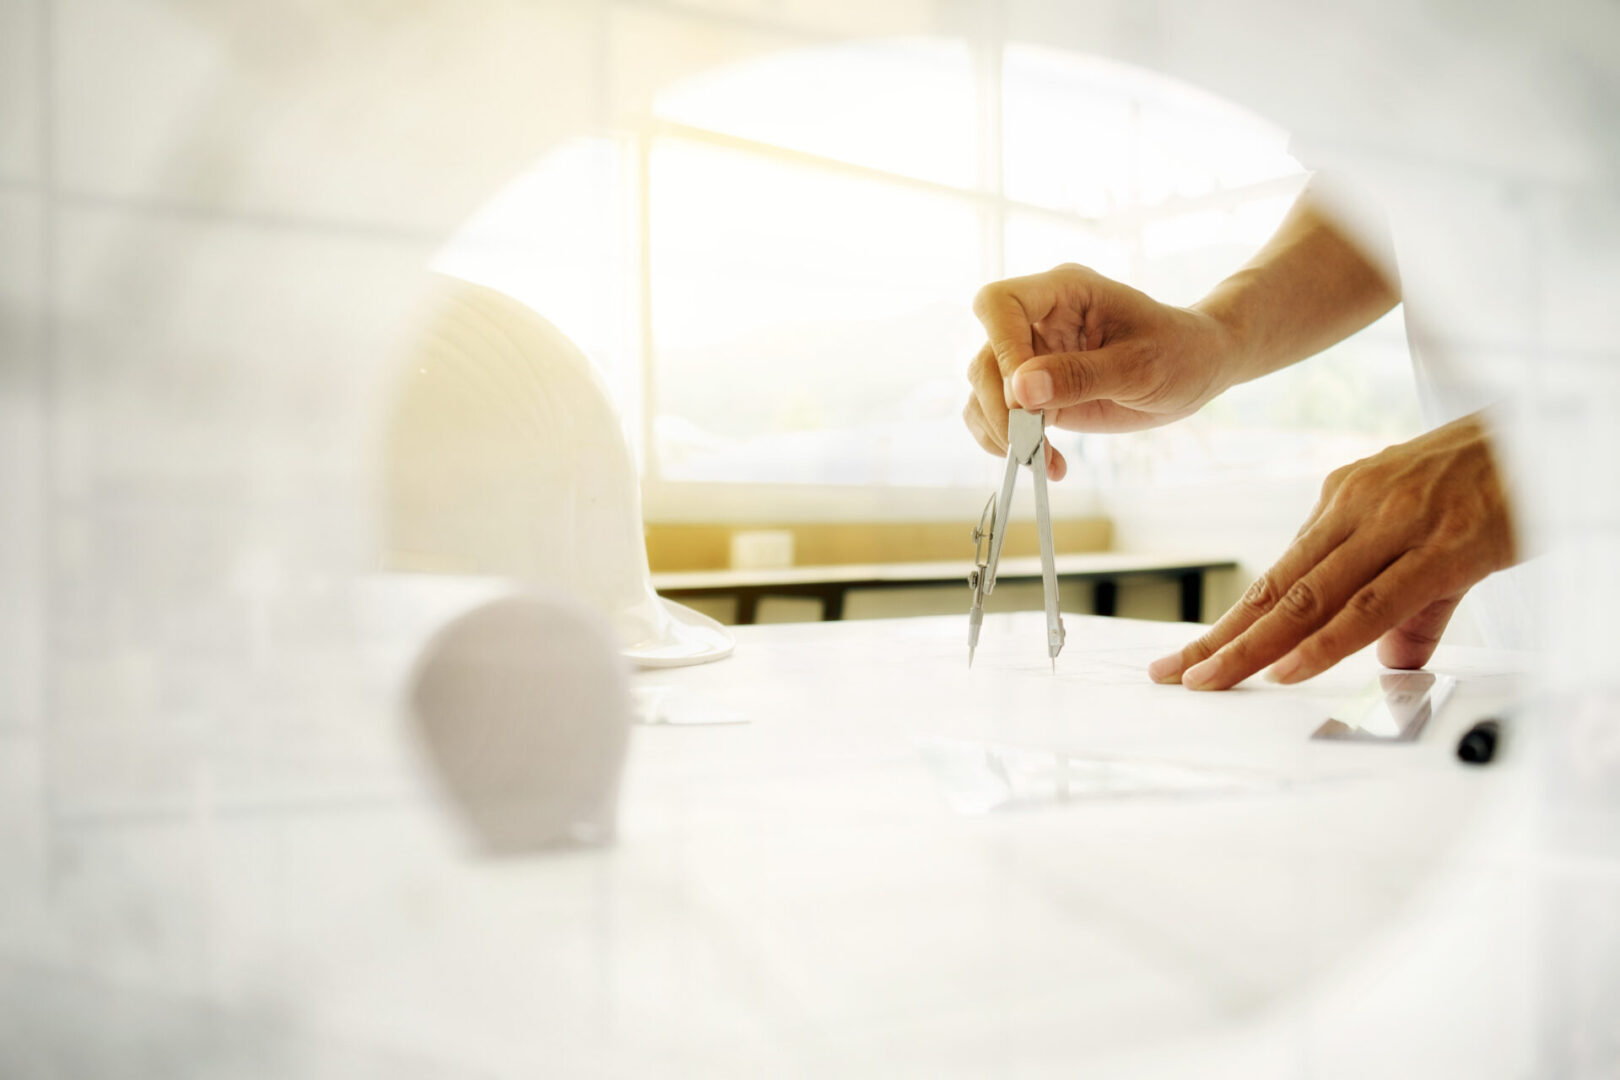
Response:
[[1182, 290, 1249, 398]]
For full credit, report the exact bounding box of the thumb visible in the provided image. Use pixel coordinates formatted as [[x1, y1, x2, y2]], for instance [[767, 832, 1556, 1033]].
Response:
[[1376, 591, 1465, 670], [1010, 348, 1130, 411]]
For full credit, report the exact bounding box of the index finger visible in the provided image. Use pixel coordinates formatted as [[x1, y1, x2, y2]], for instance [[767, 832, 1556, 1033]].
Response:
[[972, 275, 1056, 386], [1146, 514, 1347, 685], [965, 343, 1010, 455]]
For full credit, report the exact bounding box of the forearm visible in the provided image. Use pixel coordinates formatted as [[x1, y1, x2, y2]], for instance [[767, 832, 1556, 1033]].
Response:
[[1192, 182, 1400, 387]]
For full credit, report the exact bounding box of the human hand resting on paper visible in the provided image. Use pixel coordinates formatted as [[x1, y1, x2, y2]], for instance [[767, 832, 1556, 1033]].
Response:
[[1146, 412, 1518, 690], [962, 263, 1239, 481]]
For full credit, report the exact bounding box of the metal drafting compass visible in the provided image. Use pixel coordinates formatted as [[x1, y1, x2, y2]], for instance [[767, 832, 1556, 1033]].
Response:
[[967, 409, 1066, 671]]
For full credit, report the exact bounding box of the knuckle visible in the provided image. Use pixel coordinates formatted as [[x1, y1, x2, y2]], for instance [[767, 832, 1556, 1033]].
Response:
[[1427, 512, 1472, 547], [1371, 487, 1421, 528], [1277, 579, 1324, 622], [1347, 585, 1394, 625], [1329, 458, 1393, 507], [1049, 357, 1090, 403], [1183, 632, 1221, 666], [1322, 464, 1357, 498], [971, 282, 1004, 316], [1239, 573, 1280, 614], [1333, 470, 1373, 503]]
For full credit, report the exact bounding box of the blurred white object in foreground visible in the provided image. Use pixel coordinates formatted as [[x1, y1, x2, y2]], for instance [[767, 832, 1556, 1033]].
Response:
[[409, 591, 630, 854]]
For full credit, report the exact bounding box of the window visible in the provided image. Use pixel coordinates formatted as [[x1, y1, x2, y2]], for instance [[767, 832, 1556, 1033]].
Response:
[[434, 27, 1417, 517]]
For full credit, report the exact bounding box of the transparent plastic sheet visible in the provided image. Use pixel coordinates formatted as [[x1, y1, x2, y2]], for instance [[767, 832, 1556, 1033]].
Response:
[[1311, 672, 1457, 743], [917, 736, 1290, 815]]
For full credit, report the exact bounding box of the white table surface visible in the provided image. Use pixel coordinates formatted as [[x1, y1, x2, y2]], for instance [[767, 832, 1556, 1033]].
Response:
[[0, 578, 1536, 1078]]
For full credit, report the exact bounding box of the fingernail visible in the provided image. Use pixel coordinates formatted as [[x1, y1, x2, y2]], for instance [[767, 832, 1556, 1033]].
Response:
[[1002, 377, 1014, 407], [1013, 370, 1053, 408], [1268, 654, 1302, 684], [1182, 655, 1222, 690], [1147, 656, 1181, 684]]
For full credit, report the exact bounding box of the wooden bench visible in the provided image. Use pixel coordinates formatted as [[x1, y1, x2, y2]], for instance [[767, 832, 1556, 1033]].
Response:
[[653, 553, 1238, 625]]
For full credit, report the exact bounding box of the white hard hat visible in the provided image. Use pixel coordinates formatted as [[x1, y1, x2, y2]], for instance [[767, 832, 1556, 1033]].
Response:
[[383, 275, 733, 667]]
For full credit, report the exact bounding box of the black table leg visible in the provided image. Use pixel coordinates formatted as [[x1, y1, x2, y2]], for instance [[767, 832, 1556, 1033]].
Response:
[[735, 589, 761, 625], [1093, 579, 1118, 617], [820, 587, 845, 622], [1178, 572, 1203, 623]]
